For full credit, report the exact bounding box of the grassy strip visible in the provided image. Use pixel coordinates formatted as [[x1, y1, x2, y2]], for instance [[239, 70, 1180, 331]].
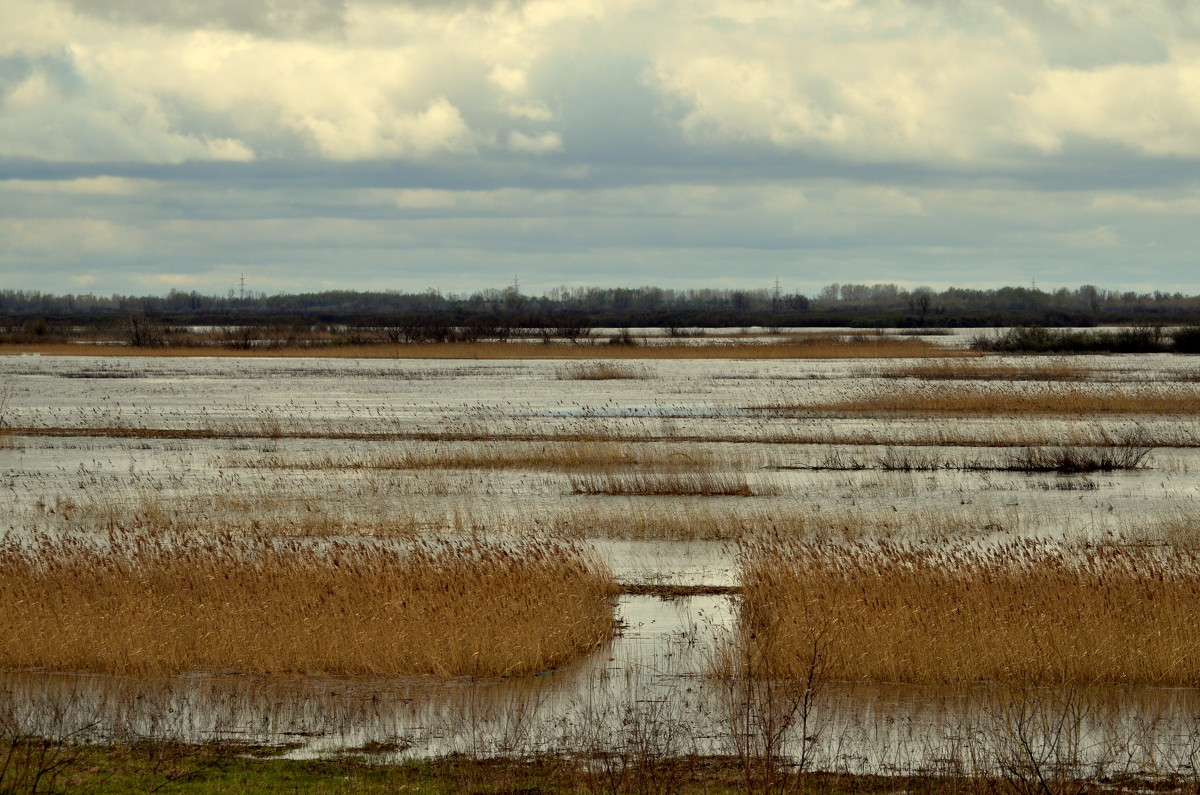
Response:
[[971, 325, 1200, 354], [0, 338, 967, 359], [250, 442, 722, 474], [863, 358, 1096, 381], [8, 420, 1200, 448], [734, 538, 1200, 686], [791, 441, 1153, 473], [763, 384, 1200, 416], [0, 532, 615, 677], [570, 472, 775, 497], [559, 361, 652, 379], [5, 741, 1140, 795]]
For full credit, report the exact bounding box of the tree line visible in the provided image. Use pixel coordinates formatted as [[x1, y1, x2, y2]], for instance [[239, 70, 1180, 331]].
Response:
[[3, 283, 1200, 339]]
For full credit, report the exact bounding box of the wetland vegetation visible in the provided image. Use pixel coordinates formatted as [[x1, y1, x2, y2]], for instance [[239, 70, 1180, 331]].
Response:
[[5, 328, 1200, 792]]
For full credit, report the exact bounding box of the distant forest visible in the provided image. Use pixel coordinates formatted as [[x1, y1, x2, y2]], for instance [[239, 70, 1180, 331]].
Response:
[[3, 283, 1200, 335]]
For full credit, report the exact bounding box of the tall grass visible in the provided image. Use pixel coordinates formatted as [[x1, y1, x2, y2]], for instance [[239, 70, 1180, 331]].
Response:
[[734, 537, 1200, 685], [558, 362, 651, 380], [251, 441, 721, 474], [795, 435, 1154, 473], [864, 358, 1094, 381], [0, 337, 966, 359], [971, 325, 1169, 353], [774, 384, 1200, 416], [0, 531, 615, 677], [570, 472, 775, 497]]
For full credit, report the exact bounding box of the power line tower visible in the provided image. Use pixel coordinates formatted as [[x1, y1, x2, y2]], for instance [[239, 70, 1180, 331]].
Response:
[[239, 273, 246, 301]]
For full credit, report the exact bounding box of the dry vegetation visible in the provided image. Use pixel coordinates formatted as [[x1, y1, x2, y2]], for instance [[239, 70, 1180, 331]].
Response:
[[864, 358, 1096, 381], [250, 441, 723, 474], [558, 362, 651, 380], [0, 336, 966, 360], [570, 472, 775, 497], [797, 435, 1155, 472], [766, 384, 1200, 417], [0, 531, 615, 677], [733, 537, 1200, 686], [34, 487, 1041, 542]]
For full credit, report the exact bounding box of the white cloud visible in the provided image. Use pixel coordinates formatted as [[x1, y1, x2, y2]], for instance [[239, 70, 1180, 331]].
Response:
[[507, 130, 562, 153], [2, 0, 1200, 294], [651, 1, 1200, 166], [1019, 55, 1200, 156], [1091, 192, 1200, 214], [0, 218, 145, 255], [0, 177, 155, 195]]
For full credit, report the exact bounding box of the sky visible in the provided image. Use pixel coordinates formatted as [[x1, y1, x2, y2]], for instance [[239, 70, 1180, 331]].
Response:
[[3, 0, 1200, 298]]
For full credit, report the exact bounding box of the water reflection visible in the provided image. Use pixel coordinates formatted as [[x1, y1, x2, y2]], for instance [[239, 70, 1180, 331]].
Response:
[[6, 594, 1200, 778]]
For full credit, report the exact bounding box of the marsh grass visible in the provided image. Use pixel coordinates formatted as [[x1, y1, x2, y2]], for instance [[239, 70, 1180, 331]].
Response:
[[570, 472, 776, 497], [558, 362, 652, 380], [37, 489, 1028, 542], [1008, 442, 1154, 472], [865, 358, 1095, 382], [251, 441, 722, 474], [0, 531, 615, 677], [44, 490, 442, 538], [735, 537, 1200, 685], [769, 384, 1200, 417], [794, 436, 1154, 473], [0, 337, 966, 360]]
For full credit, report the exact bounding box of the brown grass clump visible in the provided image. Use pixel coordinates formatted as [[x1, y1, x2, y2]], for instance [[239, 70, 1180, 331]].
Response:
[[255, 441, 719, 474], [558, 362, 651, 380], [734, 538, 1200, 686], [0, 531, 615, 677], [0, 337, 965, 360], [866, 358, 1094, 381], [570, 472, 775, 497], [768, 384, 1200, 417]]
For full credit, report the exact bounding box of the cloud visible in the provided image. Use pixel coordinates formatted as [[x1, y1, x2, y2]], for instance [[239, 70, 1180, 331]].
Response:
[[650, 1, 1200, 168], [0, 176, 155, 195], [0, 51, 256, 163], [507, 131, 562, 154], [2, 0, 1200, 295], [1019, 56, 1200, 156], [58, 0, 347, 37]]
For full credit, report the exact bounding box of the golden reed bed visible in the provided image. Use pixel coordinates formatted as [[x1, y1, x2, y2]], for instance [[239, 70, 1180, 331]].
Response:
[[0, 532, 615, 678], [733, 537, 1200, 686]]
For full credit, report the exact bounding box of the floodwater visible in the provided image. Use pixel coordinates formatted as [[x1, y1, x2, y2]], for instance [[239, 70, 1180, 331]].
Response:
[[3, 351, 1200, 775]]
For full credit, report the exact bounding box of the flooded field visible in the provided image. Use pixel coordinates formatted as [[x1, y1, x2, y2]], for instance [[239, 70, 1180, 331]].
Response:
[[4, 347, 1200, 780]]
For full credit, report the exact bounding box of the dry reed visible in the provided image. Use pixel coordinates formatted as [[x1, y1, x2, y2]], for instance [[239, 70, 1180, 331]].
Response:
[[865, 358, 1094, 381], [734, 537, 1200, 685], [0, 531, 615, 677], [0, 338, 966, 360], [10, 417, 1200, 450], [569, 472, 775, 497], [768, 384, 1200, 417], [250, 441, 719, 474], [558, 362, 651, 380]]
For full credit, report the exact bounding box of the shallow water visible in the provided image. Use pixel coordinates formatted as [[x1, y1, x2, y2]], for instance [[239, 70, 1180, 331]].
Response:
[[4, 351, 1200, 773]]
